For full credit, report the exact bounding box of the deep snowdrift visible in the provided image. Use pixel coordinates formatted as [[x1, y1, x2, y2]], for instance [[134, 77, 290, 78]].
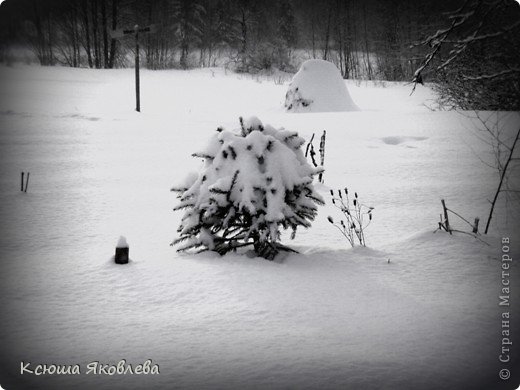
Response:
[[285, 59, 358, 112]]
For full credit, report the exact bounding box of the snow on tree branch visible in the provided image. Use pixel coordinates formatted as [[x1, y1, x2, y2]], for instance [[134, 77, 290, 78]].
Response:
[[412, 0, 520, 109], [462, 67, 520, 80]]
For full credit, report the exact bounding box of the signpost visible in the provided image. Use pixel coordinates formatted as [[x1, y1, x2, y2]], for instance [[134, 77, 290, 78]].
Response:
[[111, 24, 156, 112]]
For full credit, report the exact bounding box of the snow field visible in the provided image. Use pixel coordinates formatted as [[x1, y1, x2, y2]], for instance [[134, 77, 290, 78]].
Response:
[[0, 65, 519, 389]]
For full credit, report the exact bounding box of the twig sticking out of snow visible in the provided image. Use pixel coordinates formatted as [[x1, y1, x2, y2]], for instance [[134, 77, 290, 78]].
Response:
[[440, 199, 452, 235], [25, 172, 30, 193], [327, 188, 373, 247], [305, 133, 318, 168], [436, 199, 489, 245], [21, 171, 30, 193], [305, 133, 315, 158], [318, 131, 326, 183]]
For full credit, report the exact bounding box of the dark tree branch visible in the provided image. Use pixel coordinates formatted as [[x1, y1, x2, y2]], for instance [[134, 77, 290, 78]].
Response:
[[484, 127, 520, 233]]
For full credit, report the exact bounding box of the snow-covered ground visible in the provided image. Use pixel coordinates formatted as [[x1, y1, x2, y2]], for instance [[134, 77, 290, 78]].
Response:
[[0, 65, 519, 390]]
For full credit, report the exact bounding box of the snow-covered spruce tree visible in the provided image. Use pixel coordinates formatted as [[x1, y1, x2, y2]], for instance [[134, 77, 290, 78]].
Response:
[[171, 117, 324, 260]]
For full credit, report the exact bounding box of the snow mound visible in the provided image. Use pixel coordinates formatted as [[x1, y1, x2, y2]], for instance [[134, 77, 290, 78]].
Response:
[[116, 236, 128, 248], [285, 59, 359, 113]]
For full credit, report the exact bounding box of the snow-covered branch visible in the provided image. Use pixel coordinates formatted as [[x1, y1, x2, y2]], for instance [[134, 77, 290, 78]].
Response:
[[462, 68, 520, 80], [412, 0, 520, 109]]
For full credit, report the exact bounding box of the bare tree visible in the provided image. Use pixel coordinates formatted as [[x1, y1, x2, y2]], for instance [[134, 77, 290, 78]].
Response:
[[361, 0, 373, 79], [23, 1, 56, 66], [173, 0, 205, 69], [107, 0, 118, 68], [54, 0, 82, 67], [412, 0, 520, 110], [412, 0, 520, 234], [80, 0, 93, 67], [142, 0, 177, 70], [467, 112, 520, 233]]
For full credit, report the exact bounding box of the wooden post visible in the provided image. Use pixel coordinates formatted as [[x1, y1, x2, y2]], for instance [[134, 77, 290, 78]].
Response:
[[21, 172, 24, 191], [115, 236, 129, 264], [115, 247, 129, 264], [441, 199, 451, 234], [134, 24, 140, 112], [111, 24, 155, 112]]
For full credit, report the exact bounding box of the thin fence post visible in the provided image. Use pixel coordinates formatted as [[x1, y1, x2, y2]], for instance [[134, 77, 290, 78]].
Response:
[[21, 172, 24, 191], [441, 199, 451, 234], [24, 172, 30, 193], [135, 25, 140, 112]]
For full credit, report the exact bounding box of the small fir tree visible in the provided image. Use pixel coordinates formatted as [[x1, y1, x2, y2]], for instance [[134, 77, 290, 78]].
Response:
[[171, 117, 324, 260]]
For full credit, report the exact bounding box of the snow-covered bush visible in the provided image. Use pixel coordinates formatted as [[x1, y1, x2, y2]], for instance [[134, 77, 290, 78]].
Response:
[[285, 59, 359, 113], [172, 117, 325, 260]]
